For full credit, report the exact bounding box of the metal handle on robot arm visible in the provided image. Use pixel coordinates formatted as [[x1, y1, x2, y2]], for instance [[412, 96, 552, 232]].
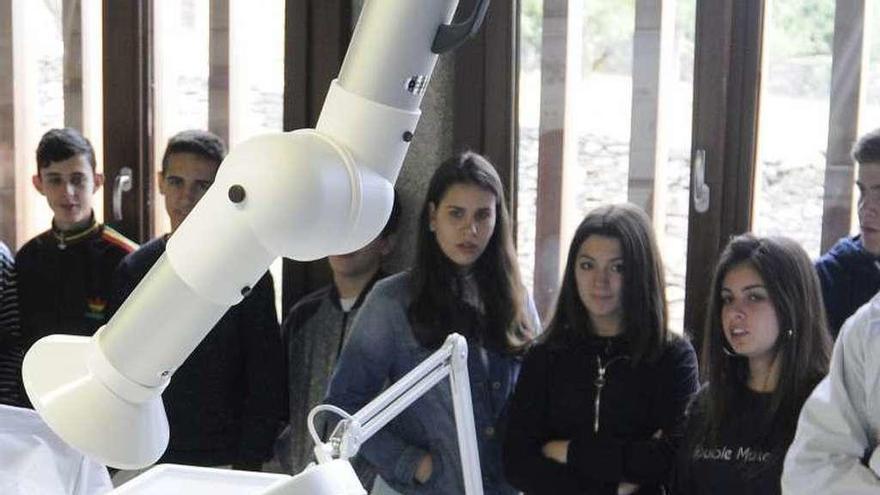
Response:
[[22, 0, 470, 470]]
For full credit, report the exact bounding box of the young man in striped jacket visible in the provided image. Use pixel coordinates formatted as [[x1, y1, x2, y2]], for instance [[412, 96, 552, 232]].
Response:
[[0, 241, 22, 406]]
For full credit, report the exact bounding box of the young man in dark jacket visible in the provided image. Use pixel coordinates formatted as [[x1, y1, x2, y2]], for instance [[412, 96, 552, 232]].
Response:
[[274, 192, 400, 481], [816, 128, 880, 338], [16, 129, 137, 408], [109, 130, 284, 474]]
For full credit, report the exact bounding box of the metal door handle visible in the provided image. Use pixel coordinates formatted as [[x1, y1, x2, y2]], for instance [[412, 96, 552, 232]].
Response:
[[692, 149, 710, 213], [113, 167, 133, 221]]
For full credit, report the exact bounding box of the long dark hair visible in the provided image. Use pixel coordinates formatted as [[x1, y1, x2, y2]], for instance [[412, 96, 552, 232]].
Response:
[[542, 203, 668, 365], [700, 234, 831, 443], [409, 151, 531, 352]]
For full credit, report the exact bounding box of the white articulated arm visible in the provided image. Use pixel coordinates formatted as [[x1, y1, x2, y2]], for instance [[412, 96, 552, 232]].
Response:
[[22, 0, 472, 470]]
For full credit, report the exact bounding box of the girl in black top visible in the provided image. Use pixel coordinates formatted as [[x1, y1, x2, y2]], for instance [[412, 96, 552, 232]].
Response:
[[503, 204, 699, 494], [673, 235, 832, 495]]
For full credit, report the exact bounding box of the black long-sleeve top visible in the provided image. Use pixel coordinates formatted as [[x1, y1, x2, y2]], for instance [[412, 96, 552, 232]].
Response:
[[503, 334, 699, 494], [672, 386, 794, 495], [109, 236, 285, 468]]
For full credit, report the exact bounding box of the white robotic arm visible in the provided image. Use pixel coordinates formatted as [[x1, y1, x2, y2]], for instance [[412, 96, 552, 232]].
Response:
[[21, 0, 490, 470]]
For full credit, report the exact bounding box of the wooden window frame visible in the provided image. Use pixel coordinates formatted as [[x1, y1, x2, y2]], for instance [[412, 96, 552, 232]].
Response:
[[684, 0, 765, 348], [102, 0, 154, 243]]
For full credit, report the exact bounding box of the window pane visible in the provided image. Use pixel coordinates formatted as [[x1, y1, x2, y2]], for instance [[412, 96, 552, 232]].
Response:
[[15, 0, 65, 245], [229, 0, 284, 145], [576, 0, 634, 218], [153, 0, 210, 236], [862, 3, 880, 235], [752, 0, 834, 258], [517, 0, 693, 332], [665, 0, 696, 334], [516, 0, 542, 294]]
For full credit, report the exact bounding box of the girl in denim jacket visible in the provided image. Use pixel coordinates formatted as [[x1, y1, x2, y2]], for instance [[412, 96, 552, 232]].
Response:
[[325, 151, 539, 494]]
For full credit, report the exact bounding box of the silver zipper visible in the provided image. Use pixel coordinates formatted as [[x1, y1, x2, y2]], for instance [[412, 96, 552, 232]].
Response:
[[593, 354, 626, 434]]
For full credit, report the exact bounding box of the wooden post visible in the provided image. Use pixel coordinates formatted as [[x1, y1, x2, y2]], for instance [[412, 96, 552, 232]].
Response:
[[628, 0, 676, 236], [821, 0, 869, 252], [208, 0, 230, 145], [0, 0, 15, 246], [533, 0, 583, 319], [63, 0, 84, 131]]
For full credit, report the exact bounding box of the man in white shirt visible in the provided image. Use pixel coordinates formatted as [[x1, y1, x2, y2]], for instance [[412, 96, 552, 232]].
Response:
[[782, 292, 880, 492]]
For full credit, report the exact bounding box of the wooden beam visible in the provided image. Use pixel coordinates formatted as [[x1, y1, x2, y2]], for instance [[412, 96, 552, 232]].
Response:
[[684, 0, 765, 348], [532, 0, 582, 319], [821, 0, 869, 252], [628, 0, 675, 235], [0, 0, 15, 247], [63, 0, 84, 130], [63, 0, 103, 221], [208, 0, 230, 145], [81, 0, 103, 169]]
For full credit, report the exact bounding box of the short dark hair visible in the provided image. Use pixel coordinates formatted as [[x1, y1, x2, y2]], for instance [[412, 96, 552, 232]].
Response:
[[852, 128, 880, 164], [36, 128, 96, 172], [378, 189, 402, 239], [160, 130, 227, 174], [542, 203, 669, 366]]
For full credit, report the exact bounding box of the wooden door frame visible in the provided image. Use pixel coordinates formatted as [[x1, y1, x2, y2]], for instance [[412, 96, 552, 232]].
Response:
[[281, 0, 352, 316], [102, 0, 154, 243], [684, 0, 765, 351]]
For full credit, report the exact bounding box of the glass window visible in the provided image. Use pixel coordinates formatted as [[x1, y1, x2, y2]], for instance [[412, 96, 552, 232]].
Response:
[[752, 0, 834, 258], [517, 0, 695, 332], [153, 0, 210, 236], [15, 0, 65, 245]]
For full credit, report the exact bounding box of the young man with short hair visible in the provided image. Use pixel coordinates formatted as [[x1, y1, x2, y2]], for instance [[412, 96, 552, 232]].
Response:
[[110, 130, 284, 472], [275, 192, 401, 482], [16, 128, 136, 362], [816, 128, 880, 338]]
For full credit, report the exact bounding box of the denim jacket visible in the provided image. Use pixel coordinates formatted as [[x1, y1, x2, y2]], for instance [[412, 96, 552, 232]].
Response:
[[324, 271, 539, 494]]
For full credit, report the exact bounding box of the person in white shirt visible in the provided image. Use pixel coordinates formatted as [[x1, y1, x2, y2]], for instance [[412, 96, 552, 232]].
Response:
[[782, 292, 880, 493], [0, 403, 112, 494]]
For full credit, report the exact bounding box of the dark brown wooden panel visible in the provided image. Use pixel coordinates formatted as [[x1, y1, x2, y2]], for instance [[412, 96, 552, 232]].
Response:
[[684, 0, 765, 354], [821, 0, 868, 252], [208, 0, 230, 145], [453, 0, 519, 212], [281, 0, 352, 317]]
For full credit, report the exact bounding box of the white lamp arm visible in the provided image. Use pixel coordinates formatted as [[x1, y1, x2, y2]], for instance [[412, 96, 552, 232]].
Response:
[[304, 333, 484, 495]]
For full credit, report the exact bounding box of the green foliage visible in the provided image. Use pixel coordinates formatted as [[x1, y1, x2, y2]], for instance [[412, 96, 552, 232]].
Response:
[[521, 0, 543, 54], [519, 0, 835, 87], [676, 0, 696, 45], [767, 0, 834, 58], [582, 0, 634, 72]]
